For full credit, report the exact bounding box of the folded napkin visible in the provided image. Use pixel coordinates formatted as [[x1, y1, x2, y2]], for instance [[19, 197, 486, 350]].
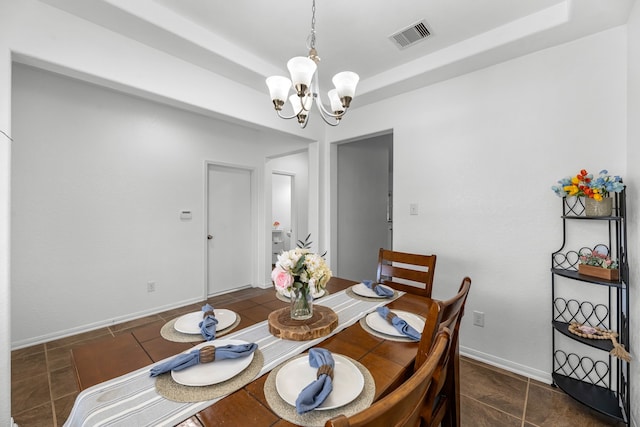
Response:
[[376, 306, 422, 341], [149, 342, 258, 377], [362, 280, 394, 297], [295, 348, 335, 414], [199, 303, 218, 341]]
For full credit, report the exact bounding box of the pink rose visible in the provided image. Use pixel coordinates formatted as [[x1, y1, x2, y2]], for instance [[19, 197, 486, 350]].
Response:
[[271, 267, 293, 291]]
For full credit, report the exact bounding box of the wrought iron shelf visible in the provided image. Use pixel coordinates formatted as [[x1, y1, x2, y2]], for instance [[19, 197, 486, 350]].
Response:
[[561, 215, 622, 221], [550, 268, 625, 288], [551, 321, 614, 352], [551, 190, 629, 426], [552, 373, 625, 423]]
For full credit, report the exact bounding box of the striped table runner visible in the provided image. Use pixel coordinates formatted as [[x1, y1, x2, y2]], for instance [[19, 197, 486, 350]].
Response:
[[63, 289, 400, 427]]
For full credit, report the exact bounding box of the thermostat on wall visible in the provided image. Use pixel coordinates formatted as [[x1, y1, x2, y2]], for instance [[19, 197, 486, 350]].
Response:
[[180, 210, 192, 220]]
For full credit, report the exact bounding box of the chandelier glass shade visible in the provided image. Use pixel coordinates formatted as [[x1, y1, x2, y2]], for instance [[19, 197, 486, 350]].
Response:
[[265, 0, 359, 128]]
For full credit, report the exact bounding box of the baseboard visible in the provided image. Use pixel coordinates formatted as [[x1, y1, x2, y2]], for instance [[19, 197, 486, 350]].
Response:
[[460, 345, 552, 385], [11, 295, 203, 350]]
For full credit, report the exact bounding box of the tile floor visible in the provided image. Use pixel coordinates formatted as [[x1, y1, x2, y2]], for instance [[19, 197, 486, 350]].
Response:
[[11, 287, 626, 427]]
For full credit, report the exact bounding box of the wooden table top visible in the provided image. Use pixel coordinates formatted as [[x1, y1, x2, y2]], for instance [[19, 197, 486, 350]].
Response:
[[70, 277, 435, 426]]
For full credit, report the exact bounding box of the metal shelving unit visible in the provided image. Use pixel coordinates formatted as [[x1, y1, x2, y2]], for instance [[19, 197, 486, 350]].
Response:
[[550, 192, 630, 425]]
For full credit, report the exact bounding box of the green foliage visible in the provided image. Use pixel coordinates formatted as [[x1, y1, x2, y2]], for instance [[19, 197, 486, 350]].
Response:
[[296, 233, 327, 257]]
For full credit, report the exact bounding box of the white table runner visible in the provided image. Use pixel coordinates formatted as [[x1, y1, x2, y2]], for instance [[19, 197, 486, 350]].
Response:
[[63, 289, 400, 427]]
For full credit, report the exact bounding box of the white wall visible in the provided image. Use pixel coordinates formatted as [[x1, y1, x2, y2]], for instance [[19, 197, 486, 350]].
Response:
[[326, 26, 627, 381], [626, 2, 639, 426], [0, 1, 14, 423], [10, 64, 308, 347]]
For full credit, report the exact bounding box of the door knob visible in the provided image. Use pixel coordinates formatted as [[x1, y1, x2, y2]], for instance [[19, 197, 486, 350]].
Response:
[[207, 234, 213, 240]]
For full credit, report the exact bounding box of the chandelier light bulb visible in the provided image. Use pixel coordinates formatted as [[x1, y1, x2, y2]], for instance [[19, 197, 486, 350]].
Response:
[[327, 89, 344, 115], [289, 93, 313, 113], [332, 71, 359, 108], [287, 56, 317, 96], [266, 76, 292, 110]]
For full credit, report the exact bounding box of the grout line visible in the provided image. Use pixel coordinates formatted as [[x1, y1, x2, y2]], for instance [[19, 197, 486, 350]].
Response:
[[460, 393, 524, 423], [44, 344, 58, 427], [521, 378, 530, 427]]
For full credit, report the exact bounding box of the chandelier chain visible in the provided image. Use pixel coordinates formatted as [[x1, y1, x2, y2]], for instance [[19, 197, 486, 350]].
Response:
[[307, 0, 317, 50]]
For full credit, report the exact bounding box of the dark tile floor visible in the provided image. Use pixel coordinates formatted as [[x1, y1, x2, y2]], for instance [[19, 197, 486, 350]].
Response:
[[11, 287, 625, 427]]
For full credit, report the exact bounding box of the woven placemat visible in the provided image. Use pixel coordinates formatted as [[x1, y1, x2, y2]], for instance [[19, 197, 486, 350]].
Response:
[[154, 349, 264, 403], [264, 354, 375, 427], [358, 315, 424, 343], [160, 315, 242, 343], [275, 289, 331, 303], [345, 286, 399, 302]]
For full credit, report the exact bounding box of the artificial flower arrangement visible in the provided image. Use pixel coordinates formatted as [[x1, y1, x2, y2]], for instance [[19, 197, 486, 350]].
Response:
[[552, 169, 624, 201], [579, 248, 618, 270], [577, 246, 620, 281], [271, 247, 332, 298], [272, 221, 280, 229]]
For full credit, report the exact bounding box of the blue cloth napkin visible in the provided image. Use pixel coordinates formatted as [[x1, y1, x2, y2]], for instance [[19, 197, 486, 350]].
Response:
[[376, 306, 422, 341], [199, 303, 218, 341], [362, 280, 394, 297], [295, 348, 335, 414], [149, 342, 258, 377]]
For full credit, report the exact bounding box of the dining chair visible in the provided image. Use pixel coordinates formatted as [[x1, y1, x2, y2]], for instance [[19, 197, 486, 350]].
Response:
[[417, 276, 472, 427], [324, 327, 451, 427], [376, 248, 437, 297]]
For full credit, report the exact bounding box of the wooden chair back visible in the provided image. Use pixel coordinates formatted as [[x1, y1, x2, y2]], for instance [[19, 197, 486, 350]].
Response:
[[376, 248, 437, 297], [324, 328, 451, 427], [418, 276, 472, 427]]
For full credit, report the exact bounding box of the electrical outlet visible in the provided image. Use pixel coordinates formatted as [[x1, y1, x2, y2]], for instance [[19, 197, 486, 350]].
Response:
[[473, 311, 484, 327], [147, 281, 156, 292]]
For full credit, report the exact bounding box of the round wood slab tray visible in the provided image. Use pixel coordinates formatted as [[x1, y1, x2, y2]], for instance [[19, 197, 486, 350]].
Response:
[[268, 305, 338, 341]]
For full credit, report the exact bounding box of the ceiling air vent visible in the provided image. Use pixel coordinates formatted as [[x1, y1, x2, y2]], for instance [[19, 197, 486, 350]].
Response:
[[389, 20, 431, 50]]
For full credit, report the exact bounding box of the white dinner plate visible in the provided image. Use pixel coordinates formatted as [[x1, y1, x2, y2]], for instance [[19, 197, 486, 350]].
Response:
[[282, 288, 326, 299], [365, 309, 425, 338], [171, 339, 254, 386], [275, 354, 364, 410], [173, 309, 237, 334], [351, 282, 393, 298]]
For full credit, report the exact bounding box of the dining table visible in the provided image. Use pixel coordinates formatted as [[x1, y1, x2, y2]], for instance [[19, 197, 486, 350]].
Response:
[[65, 277, 437, 427]]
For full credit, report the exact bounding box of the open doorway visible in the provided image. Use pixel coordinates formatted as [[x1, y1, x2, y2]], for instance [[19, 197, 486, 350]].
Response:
[[267, 150, 310, 269], [332, 132, 393, 282], [271, 172, 294, 264]]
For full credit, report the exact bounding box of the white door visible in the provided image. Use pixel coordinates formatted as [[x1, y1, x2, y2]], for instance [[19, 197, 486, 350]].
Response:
[[207, 164, 252, 295]]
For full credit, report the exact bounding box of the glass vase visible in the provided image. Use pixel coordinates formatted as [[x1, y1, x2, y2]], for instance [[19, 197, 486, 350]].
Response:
[[290, 286, 313, 320]]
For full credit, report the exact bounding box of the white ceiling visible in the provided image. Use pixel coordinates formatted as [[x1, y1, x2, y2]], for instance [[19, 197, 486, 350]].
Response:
[[40, 0, 634, 109]]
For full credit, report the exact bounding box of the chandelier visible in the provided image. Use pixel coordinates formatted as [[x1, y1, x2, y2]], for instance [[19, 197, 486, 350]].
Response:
[[265, 0, 359, 128]]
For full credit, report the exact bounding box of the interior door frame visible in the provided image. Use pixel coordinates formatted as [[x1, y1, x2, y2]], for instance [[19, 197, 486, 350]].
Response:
[[272, 170, 296, 253], [203, 160, 256, 300], [330, 130, 394, 277]]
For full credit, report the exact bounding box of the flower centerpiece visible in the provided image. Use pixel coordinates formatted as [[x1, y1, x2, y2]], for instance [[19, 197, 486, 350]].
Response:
[[551, 169, 624, 216], [271, 248, 332, 320], [577, 247, 619, 281]]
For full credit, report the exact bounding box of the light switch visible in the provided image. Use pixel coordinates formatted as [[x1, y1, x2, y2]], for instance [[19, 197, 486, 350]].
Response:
[[409, 204, 419, 215], [180, 210, 192, 220]]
